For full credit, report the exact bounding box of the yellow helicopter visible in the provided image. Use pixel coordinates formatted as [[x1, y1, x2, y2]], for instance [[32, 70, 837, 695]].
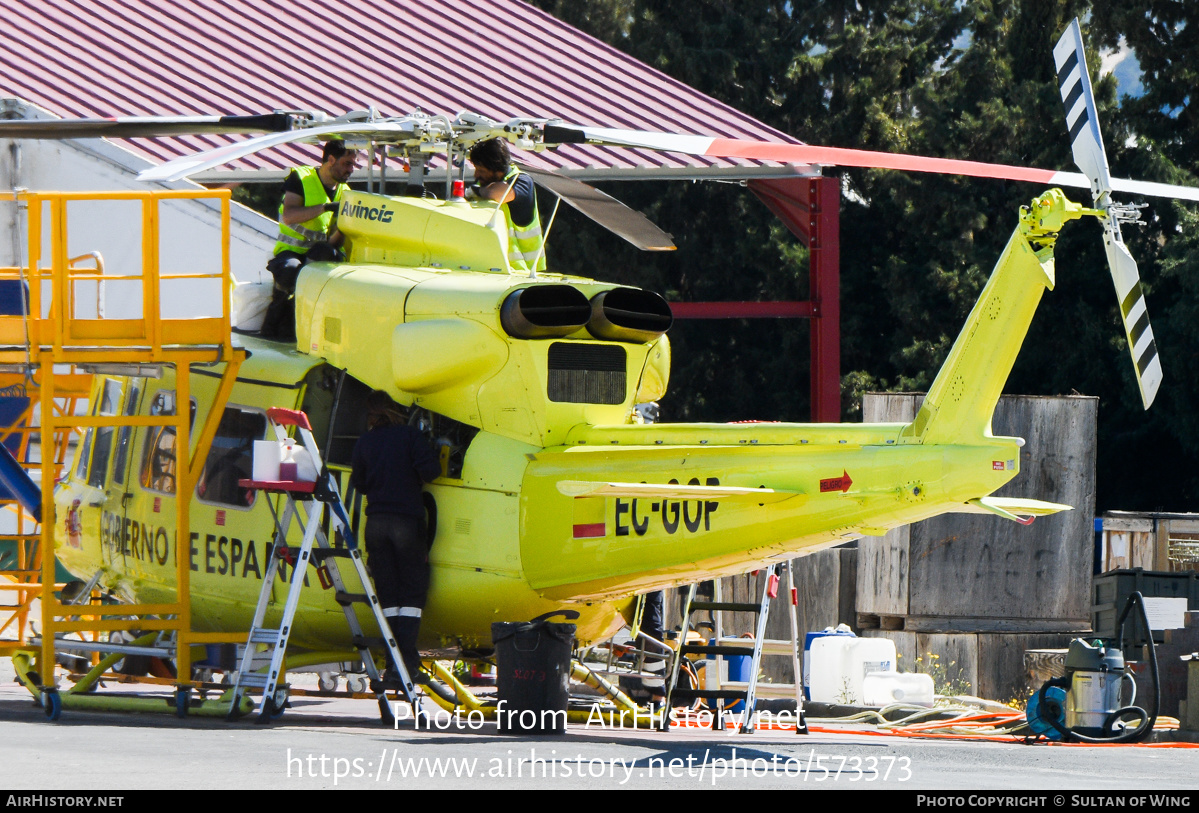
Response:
[[8, 21, 1196, 714]]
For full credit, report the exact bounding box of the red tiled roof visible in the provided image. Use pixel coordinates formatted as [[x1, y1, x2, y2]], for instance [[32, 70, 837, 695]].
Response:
[[0, 0, 809, 179]]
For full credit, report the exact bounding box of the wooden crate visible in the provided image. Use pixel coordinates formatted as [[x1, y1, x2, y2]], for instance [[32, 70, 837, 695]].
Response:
[[857, 393, 1096, 632], [1102, 512, 1199, 573]]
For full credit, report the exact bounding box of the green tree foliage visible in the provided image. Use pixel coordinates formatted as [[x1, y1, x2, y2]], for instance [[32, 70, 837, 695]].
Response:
[[530, 0, 1198, 510], [1086, 5, 1199, 509], [231, 182, 281, 219]]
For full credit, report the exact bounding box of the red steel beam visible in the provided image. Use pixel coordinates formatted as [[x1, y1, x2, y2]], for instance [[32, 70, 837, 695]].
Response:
[[806, 177, 841, 423]]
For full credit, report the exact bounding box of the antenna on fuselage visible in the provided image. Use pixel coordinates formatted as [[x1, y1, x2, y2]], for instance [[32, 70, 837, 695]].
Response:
[[485, 173, 521, 230]]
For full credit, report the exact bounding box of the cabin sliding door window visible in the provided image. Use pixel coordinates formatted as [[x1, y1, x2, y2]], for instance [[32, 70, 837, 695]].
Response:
[[195, 406, 267, 508], [139, 391, 196, 494]]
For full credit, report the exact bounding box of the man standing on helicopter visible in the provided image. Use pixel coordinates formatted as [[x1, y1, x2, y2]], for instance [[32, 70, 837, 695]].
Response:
[[261, 139, 359, 339], [467, 137, 546, 273]]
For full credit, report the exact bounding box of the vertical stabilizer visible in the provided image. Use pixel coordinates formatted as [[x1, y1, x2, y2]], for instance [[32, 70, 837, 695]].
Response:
[[907, 194, 1070, 445]]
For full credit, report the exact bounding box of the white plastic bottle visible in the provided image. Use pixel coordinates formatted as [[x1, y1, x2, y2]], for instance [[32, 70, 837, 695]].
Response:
[[861, 671, 935, 707]]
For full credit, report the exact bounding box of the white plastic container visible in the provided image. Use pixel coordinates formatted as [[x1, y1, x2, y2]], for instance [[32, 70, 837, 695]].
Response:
[[803, 624, 856, 698], [252, 440, 281, 481], [807, 636, 897, 705], [861, 671, 935, 707], [280, 438, 318, 482]]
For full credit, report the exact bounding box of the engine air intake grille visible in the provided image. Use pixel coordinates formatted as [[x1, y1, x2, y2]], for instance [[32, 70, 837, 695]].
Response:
[[547, 343, 626, 404]]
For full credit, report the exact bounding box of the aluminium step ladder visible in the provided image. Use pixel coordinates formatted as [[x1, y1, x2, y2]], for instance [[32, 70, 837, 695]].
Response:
[[663, 561, 807, 734], [229, 407, 424, 723]]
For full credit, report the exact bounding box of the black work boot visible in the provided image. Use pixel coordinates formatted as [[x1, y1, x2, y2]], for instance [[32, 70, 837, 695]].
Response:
[[388, 614, 424, 681]]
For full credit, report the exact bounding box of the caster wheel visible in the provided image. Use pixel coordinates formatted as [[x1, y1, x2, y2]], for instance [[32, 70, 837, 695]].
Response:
[[347, 675, 368, 694], [257, 687, 288, 722], [318, 671, 339, 692], [271, 686, 289, 718], [42, 690, 61, 721]]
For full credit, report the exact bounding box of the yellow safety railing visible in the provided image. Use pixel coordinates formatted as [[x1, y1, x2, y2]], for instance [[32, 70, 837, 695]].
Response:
[[0, 189, 234, 360], [0, 188, 246, 706]]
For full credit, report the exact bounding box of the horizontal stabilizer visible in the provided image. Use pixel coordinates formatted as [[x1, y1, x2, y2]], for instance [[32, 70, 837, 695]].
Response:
[[954, 496, 1072, 525], [556, 480, 802, 504]]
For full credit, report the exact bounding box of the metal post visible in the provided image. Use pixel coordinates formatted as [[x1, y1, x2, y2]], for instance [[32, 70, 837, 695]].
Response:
[[37, 360, 54, 689], [174, 362, 192, 687], [807, 177, 841, 423]]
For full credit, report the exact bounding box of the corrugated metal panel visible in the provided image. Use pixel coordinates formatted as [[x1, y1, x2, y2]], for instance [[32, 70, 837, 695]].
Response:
[[0, 0, 809, 178]]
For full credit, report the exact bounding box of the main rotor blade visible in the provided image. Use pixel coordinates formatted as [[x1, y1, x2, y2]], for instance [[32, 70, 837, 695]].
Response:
[[138, 120, 423, 181], [0, 113, 302, 140], [1053, 18, 1113, 201], [544, 123, 1199, 203], [520, 166, 675, 251]]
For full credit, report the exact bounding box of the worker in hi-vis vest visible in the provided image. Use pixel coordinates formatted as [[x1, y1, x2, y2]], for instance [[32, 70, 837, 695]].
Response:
[[262, 139, 359, 340], [467, 138, 546, 273]]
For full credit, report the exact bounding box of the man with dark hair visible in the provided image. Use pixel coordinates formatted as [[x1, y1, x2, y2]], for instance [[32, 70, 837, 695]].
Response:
[[261, 139, 359, 340], [467, 137, 545, 273], [351, 390, 441, 683]]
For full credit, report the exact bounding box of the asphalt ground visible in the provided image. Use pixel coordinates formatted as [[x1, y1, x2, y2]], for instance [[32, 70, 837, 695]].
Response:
[[0, 660, 1197, 793]]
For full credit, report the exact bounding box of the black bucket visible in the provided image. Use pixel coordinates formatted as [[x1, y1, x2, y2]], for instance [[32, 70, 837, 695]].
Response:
[[491, 621, 576, 734]]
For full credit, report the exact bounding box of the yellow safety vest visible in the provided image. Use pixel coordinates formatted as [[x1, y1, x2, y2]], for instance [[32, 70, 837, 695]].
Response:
[[273, 166, 348, 256], [502, 166, 546, 273]]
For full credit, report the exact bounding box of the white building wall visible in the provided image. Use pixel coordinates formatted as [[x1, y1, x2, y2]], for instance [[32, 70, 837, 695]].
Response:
[[0, 100, 276, 324]]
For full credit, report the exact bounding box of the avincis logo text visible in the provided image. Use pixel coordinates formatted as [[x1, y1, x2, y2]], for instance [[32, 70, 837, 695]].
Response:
[[340, 201, 394, 223]]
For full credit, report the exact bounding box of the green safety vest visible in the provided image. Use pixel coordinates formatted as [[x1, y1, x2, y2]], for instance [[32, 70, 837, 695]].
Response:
[[502, 166, 546, 273], [273, 166, 348, 256]]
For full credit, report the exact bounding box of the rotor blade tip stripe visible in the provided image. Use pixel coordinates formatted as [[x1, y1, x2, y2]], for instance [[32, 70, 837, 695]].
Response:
[[1130, 311, 1151, 345], [1068, 109, 1090, 143], [1057, 51, 1080, 88], [1062, 80, 1084, 112], [1136, 341, 1159, 376], [1120, 282, 1143, 318]]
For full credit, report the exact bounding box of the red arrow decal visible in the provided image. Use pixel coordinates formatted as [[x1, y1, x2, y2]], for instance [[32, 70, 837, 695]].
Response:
[[820, 470, 853, 493]]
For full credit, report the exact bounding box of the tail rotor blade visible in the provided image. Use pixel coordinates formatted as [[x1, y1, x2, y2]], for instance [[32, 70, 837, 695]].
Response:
[[1055, 18, 1162, 409], [1106, 222, 1162, 409], [1054, 18, 1113, 201]]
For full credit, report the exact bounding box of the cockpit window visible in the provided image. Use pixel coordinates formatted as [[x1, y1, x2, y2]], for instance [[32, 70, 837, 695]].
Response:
[[111, 379, 142, 487], [195, 406, 267, 508], [86, 379, 122, 488]]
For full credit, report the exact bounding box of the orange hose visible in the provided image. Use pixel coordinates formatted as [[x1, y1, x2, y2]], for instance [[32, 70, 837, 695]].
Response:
[[669, 716, 1199, 747]]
